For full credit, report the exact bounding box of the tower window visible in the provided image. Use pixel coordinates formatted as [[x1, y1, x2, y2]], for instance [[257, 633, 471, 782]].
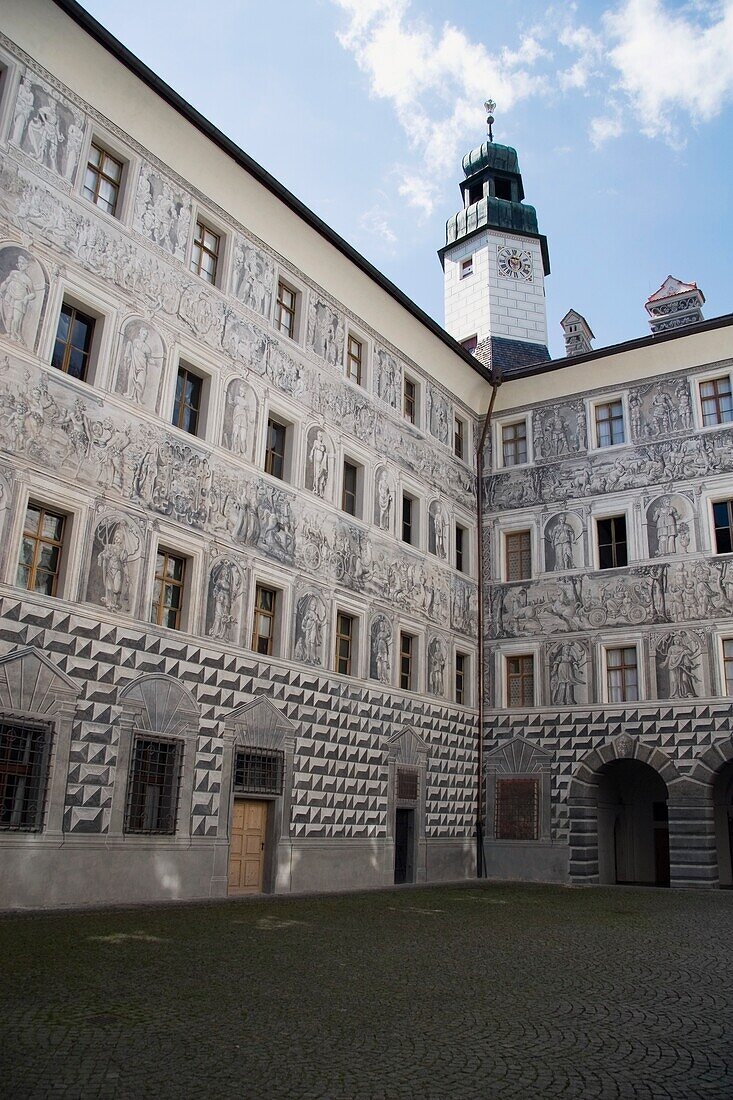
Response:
[[461, 335, 478, 354], [460, 257, 473, 279], [494, 178, 512, 201], [467, 183, 483, 205]]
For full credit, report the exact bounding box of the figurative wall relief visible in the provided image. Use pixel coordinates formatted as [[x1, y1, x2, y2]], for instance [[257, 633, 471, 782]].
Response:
[[374, 346, 401, 409], [86, 513, 142, 614], [369, 614, 392, 684], [374, 467, 394, 533], [11, 77, 84, 181], [134, 164, 192, 261], [428, 499, 449, 560], [0, 245, 47, 349], [205, 558, 244, 642], [307, 298, 344, 367], [544, 512, 583, 572], [222, 314, 267, 373], [232, 238, 275, 318], [267, 341, 306, 398], [646, 494, 693, 557], [221, 378, 257, 461], [630, 378, 693, 440], [451, 577, 478, 636], [305, 425, 334, 501], [428, 635, 447, 696], [532, 401, 586, 461], [426, 384, 451, 447], [293, 590, 327, 666], [548, 640, 587, 706], [654, 632, 701, 699], [114, 318, 165, 409]]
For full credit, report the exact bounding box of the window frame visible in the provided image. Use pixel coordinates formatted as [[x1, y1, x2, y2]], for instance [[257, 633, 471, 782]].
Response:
[[0, 718, 53, 832], [595, 513, 629, 570], [334, 609, 357, 677], [341, 455, 365, 519], [401, 490, 421, 548], [16, 501, 67, 599], [696, 369, 733, 431], [151, 547, 188, 631], [455, 650, 471, 706], [460, 335, 478, 354], [459, 255, 474, 280], [251, 582, 280, 657], [602, 642, 641, 704], [274, 276, 303, 343], [171, 361, 206, 437], [496, 416, 531, 469], [455, 522, 469, 575], [403, 374, 420, 426], [123, 733, 183, 836], [189, 216, 223, 287], [345, 331, 366, 387], [399, 630, 417, 692], [82, 140, 124, 218], [504, 652, 536, 709], [453, 414, 468, 462], [504, 529, 532, 582], [590, 394, 627, 451], [76, 125, 135, 223]]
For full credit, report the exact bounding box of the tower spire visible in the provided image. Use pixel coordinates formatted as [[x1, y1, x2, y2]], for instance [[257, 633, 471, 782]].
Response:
[[484, 99, 496, 143]]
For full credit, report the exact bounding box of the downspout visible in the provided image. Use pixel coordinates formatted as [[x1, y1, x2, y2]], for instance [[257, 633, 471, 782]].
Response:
[[475, 372, 501, 877]]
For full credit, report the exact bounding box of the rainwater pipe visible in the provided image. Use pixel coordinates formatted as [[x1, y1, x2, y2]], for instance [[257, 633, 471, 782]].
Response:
[[475, 371, 501, 877]]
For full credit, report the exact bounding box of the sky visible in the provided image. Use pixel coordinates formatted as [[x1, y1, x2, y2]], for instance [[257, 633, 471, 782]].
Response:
[[80, 0, 733, 358]]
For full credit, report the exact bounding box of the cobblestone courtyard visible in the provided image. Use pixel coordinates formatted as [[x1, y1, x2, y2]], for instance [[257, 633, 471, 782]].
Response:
[[1, 882, 731, 1099]]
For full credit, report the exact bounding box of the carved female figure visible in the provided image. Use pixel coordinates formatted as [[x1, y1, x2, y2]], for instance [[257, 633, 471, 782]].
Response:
[[654, 499, 679, 555], [209, 561, 239, 641], [377, 469, 393, 531], [123, 326, 155, 404], [373, 618, 392, 684], [228, 385, 251, 456], [310, 430, 329, 497], [660, 636, 698, 699], [550, 643, 585, 705]]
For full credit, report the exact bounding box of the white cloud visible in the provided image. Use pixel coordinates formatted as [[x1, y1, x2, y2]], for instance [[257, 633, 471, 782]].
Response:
[[557, 24, 604, 91], [589, 112, 624, 148], [604, 0, 733, 138], [358, 205, 398, 250], [332, 0, 548, 217]]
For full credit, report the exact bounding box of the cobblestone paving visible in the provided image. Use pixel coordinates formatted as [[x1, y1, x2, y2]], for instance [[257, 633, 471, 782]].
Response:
[[1, 882, 732, 1099]]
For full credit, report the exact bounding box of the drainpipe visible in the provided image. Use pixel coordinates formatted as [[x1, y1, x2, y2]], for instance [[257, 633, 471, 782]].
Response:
[[475, 372, 501, 877]]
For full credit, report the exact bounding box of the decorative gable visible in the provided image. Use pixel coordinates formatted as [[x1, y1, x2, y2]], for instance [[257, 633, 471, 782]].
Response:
[[0, 646, 79, 713], [225, 695, 297, 750], [484, 735, 553, 774], [385, 725, 430, 765], [118, 673, 199, 737]]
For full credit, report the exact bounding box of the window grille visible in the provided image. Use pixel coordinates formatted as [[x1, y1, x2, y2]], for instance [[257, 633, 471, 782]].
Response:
[[234, 748, 284, 796], [396, 767, 418, 801], [125, 736, 182, 834], [0, 719, 52, 831], [495, 776, 539, 840]]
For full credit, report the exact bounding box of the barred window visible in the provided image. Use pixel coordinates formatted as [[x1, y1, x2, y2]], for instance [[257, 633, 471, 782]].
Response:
[[0, 719, 51, 831], [125, 736, 182, 834], [505, 530, 531, 581], [495, 776, 539, 840], [234, 748, 284, 796], [396, 767, 418, 801]]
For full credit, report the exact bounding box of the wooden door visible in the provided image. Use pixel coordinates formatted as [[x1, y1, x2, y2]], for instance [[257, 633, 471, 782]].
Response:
[[228, 799, 268, 895]]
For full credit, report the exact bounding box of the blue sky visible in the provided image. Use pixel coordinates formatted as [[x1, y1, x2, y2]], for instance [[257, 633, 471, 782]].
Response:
[[82, 0, 733, 357]]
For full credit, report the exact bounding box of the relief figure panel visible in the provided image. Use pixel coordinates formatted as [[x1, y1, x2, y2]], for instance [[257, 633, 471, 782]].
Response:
[[86, 512, 143, 614], [544, 511, 583, 572], [134, 163, 192, 261], [646, 494, 694, 557], [205, 557, 245, 643], [114, 318, 165, 410], [0, 245, 47, 350], [11, 76, 84, 181], [654, 631, 702, 699], [221, 378, 257, 463], [232, 238, 275, 318], [305, 425, 334, 502], [293, 590, 328, 667], [547, 640, 588, 706], [369, 614, 393, 684], [307, 298, 344, 367]]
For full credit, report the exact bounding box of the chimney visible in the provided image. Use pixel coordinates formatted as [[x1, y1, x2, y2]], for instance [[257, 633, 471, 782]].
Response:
[[561, 309, 594, 357], [645, 276, 705, 335]]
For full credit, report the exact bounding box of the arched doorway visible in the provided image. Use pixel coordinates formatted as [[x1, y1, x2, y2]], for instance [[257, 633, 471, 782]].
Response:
[[713, 763, 733, 888], [597, 759, 670, 886]]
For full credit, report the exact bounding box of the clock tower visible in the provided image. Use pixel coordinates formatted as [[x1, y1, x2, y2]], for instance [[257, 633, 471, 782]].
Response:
[[440, 105, 550, 373]]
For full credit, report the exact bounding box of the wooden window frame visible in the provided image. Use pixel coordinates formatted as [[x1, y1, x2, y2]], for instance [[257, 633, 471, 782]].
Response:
[[505, 530, 532, 582], [700, 375, 733, 428], [506, 654, 535, 707], [346, 334, 363, 385], [172, 364, 204, 437], [455, 524, 467, 574], [342, 460, 359, 517], [455, 652, 468, 705], [402, 493, 415, 545], [403, 377, 417, 424], [597, 515, 628, 569], [265, 416, 288, 481], [16, 502, 66, 597], [713, 500, 733, 555], [501, 420, 528, 467], [454, 415, 465, 460], [399, 632, 415, 691], [275, 280, 297, 340], [190, 219, 221, 285], [151, 549, 187, 631], [594, 399, 625, 448], [723, 638, 733, 695], [52, 301, 95, 382], [83, 141, 123, 217], [252, 584, 278, 656], [335, 611, 355, 676], [605, 645, 639, 703]]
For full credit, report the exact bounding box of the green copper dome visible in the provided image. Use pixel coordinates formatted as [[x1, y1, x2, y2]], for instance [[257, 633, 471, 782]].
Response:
[[445, 196, 539, 246], [462, 141, 520, 179]]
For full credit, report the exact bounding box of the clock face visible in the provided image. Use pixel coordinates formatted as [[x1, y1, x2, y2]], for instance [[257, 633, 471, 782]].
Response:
[[497, 246, 533, 281]]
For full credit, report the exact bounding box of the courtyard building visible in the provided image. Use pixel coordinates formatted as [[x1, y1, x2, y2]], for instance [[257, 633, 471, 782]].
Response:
[[0, 0, 731, 908]]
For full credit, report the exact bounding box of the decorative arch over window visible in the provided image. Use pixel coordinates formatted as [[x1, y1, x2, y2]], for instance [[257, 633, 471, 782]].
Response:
[[484, 735, 554, 843]]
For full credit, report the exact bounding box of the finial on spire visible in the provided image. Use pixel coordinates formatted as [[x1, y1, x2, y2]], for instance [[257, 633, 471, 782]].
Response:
[[484, 99, 496, 143]]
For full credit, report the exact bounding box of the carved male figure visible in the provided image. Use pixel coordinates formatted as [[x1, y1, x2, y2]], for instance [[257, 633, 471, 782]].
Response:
[[0, 254, 36, 343], [550, 514, 575, 570], [654, 499, 679, 555], [228, 385, 251, 456], [209, 561, 237, 641], [98, 527, 130, 612], [123, 326, 155, 404], [374, 619, 391, 684]]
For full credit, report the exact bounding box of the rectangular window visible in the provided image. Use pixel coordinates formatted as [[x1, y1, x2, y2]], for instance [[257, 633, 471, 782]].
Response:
[[505, 530, 531, 582], [0, 719, 51, 831], [190, 220, 220, 285], [234, 747, 284, 795], [402, 494, 414, 545], [265, 417, 287, 480], [460, 335, 478, 354], [252, 584, 277, 655], [342, 461, 358, 516], [151, 549, 186, 630], [460, 256, 473, 279], [454, 416, 465, 460], [723, 639, 733, 695], [335, 611, 355, 676], [606, 646, 639, 703], [595, 400, 625, 447], [83, 142, 123, 216], [16, 503, 65, 597], [597, 515, 628, 569], [125, 736, 181, 835], [52, 302, 95, 382], [501, 421, 527, 467], [506, 654, 534, 707], [456, 652, 467, 705], [495, 776, 539, 840], [700, 376, 733, 427], [455, 524, 467, 574], [172, 364, 203, 436], [399, 633, 414, 691], [403, 377, 417, 424], [275, 281, 297, 340], [396, 767, 418, 801], [346, 335, 363, 385], [713, 500, 733, 554]]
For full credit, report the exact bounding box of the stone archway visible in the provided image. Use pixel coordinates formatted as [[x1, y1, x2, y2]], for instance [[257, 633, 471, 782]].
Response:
[[568, 733, 682, 886]]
